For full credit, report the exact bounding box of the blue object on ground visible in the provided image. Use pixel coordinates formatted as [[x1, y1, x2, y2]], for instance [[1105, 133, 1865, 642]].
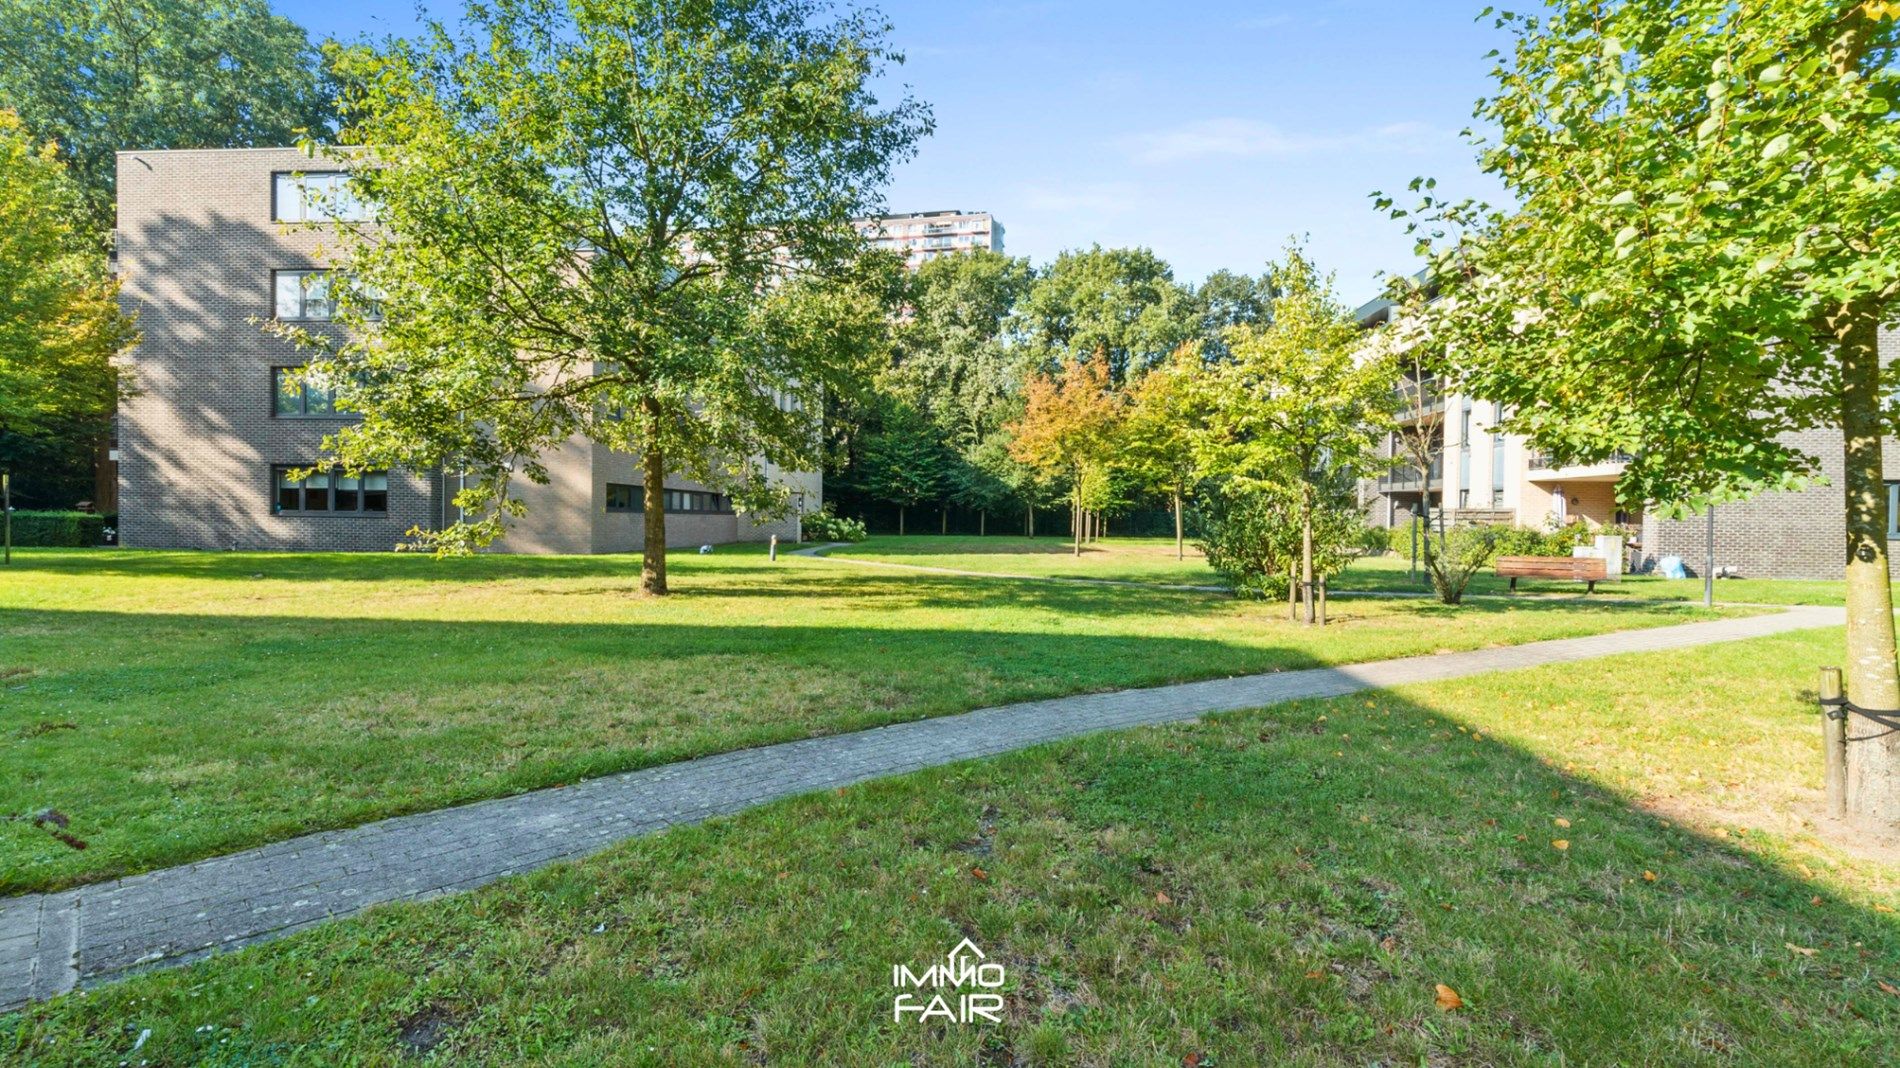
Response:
[[1658, 555, 1687, 579]]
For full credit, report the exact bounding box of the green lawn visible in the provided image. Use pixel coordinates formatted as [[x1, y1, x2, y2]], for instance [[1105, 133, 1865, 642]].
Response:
[[0, 548, 1750, 894], [6, 627, 1892, 1066], [832, 534, 1853, 605]]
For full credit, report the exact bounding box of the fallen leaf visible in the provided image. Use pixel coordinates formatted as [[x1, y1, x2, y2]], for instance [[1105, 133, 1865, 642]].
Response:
[[1554, 817, 1571, 828], [1304, 969, 1325, 980], [1183, 1054, 1204, 1068], [1878, 980, 1899, 997], [1643, 870, 1657, 882], [1434, 983, 1464, 1011], [1797, 863, 1816, 878], [1156, 891, 1172, 905], [1552, 839, 1570, 851], [971, 867, 989, 881], [1380, 935, 1398, 952], [1786, 942, 1817, 957], [1875, 904, 1895, 914]]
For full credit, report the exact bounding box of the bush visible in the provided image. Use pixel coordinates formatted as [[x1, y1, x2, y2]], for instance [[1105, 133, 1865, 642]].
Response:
[[1198, 487, 1365, 601], [801, 509, 867, 543], [4, 510, 106, 547], [1425, 524, 1502, 605]]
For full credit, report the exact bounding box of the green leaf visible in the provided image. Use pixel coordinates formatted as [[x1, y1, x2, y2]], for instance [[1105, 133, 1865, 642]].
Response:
[[1608, 190, 1636, 207], [1758, 63, 1785, 83], [1761, 133, 1792, 159]]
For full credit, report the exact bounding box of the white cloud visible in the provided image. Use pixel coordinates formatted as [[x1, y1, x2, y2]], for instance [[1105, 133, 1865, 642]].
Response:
[[1019, 181, 1140, 214], [1119, 118, 1444, 165]]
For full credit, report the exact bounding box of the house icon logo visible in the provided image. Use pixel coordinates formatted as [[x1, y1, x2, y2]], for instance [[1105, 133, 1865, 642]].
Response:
[[891, 937, 1006, 1023]]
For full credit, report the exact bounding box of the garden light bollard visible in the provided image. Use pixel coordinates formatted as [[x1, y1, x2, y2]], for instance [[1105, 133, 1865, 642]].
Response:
[[1819, 667, 1846, 819], [770, 534, 778, 561]]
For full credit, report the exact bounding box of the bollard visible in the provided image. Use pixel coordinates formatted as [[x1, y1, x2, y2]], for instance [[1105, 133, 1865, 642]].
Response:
[[1819, 667, 1846, 819], [769, 534, 778, 562]]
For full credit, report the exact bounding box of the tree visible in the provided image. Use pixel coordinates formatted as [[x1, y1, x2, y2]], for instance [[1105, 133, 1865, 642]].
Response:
[[1194, 268, 1274, 359], [1015, 245, 1199, 384], [1119, 341, 1211, 558], [1008, 353, 1122, 555], [0, 109, 135, 496], [1382, 1, 1900, 825], [0, 0, 337, 231], [1195, 246, 1394, 624], [888, 249, 1036, 450], [279, 0, 926, 595], [856, 400, 944, 535]]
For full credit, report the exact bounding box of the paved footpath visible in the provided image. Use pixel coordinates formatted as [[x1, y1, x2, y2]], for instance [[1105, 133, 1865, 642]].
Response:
[[0, 605, 1841, 1012]]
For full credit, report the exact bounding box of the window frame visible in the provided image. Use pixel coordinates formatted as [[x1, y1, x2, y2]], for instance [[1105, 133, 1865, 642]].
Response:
[[1889, 483, 1900, 539], [271, 367, 342, 419], [608, 485, 733, 515], [274, 269, 336, 322], [272, 171, 370, 224], [272, 465, 390, 516], [605, 483, 638, 513]]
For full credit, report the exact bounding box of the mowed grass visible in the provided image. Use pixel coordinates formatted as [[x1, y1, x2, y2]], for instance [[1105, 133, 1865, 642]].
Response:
[[6, 627, 1893, 1066], [833, 534, 1220, 586], [837, 534, 1853, 605], [0, 547, 1750, 893]]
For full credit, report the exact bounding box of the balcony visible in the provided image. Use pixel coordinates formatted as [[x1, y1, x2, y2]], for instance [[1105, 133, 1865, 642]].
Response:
[[1394, 377, 1445, 422], [1376, 457, 1443, 491], [1527, 444, 1634, 469]]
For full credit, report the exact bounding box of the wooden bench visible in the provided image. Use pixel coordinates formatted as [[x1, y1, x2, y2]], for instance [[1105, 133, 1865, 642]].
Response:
[[1495, 555, 1609, 594]]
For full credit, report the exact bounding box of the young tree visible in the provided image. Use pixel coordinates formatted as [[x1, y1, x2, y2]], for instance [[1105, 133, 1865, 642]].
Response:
[[1015, 245, 1199, 384], [0, 110, 135, 484], [1009, 353, 1122, 556], [281, 0, 926, 595], [0, 0, 338, 231], [1120, 341, 1211, 558], [1383, 2, 1900, 825], [1196, 246, 1395, 624]]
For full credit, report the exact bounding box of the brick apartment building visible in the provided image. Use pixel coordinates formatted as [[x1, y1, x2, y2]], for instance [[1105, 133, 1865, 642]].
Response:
[[1355, 293, 1900, 581], [113, 147, 813, 553]]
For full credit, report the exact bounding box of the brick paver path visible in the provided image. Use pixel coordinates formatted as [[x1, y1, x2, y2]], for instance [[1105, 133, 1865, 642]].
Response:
[[0, 605, 1840, 1011]]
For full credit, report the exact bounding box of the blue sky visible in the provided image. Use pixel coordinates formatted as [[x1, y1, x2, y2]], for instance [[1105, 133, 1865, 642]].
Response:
[[274, 0, 1508, 303]]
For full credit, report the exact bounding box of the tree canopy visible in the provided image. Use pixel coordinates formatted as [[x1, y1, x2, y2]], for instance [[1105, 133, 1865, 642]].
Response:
[[0, 0, 338, 230], [283, 0, 927, 594], [0, 109, 134, 467], [1382, 0, 1900, 821], [1015, 245, 1199, 384]]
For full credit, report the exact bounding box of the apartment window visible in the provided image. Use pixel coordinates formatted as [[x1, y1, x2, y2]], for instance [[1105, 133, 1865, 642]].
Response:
[[273, 466, 388, 514], [273, 172, 370, 223], [273, 367, 338, 417], [275, 270, 335, 320], [1889, 483, 1900, 538], [604, 486, 731, 513], [664, 488, 730, 513]]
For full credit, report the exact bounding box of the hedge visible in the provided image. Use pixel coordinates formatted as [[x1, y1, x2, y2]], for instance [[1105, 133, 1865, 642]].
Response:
[[4, 510, 109, 547]]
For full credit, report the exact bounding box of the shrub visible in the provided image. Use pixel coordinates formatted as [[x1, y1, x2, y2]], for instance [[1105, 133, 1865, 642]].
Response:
[[1425, 524, 1502, 605], [4, 510, 106, 547], [800, 509, 866, 543], [1198, 487, 1365, 601], [1493, 525, 1551, 557]]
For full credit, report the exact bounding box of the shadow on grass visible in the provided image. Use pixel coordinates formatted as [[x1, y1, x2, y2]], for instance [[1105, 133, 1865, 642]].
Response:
[[3, 667, 1892, 1064]]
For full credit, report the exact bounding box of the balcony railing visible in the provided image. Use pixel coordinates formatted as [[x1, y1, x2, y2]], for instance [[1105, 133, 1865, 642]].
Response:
[[1394, 376, 1445, 421], [1377, 457, 1443, 490], [1528, 450, 1635, 471]]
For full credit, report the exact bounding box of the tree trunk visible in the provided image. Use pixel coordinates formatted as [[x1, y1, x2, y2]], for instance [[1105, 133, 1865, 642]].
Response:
[[640, 439, 668, 596], [1173, 490, 1184, 560], [899, 505, 905, 536], [1028, 504, 1035, 538], [1287, 562, 1299, 622], [1835, 299, 1900, 830], [1072, 496, 1081, 557], [1301, 487, 1317, 626], [941, 508, 947, 535], [980, 509, 986, 536]]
